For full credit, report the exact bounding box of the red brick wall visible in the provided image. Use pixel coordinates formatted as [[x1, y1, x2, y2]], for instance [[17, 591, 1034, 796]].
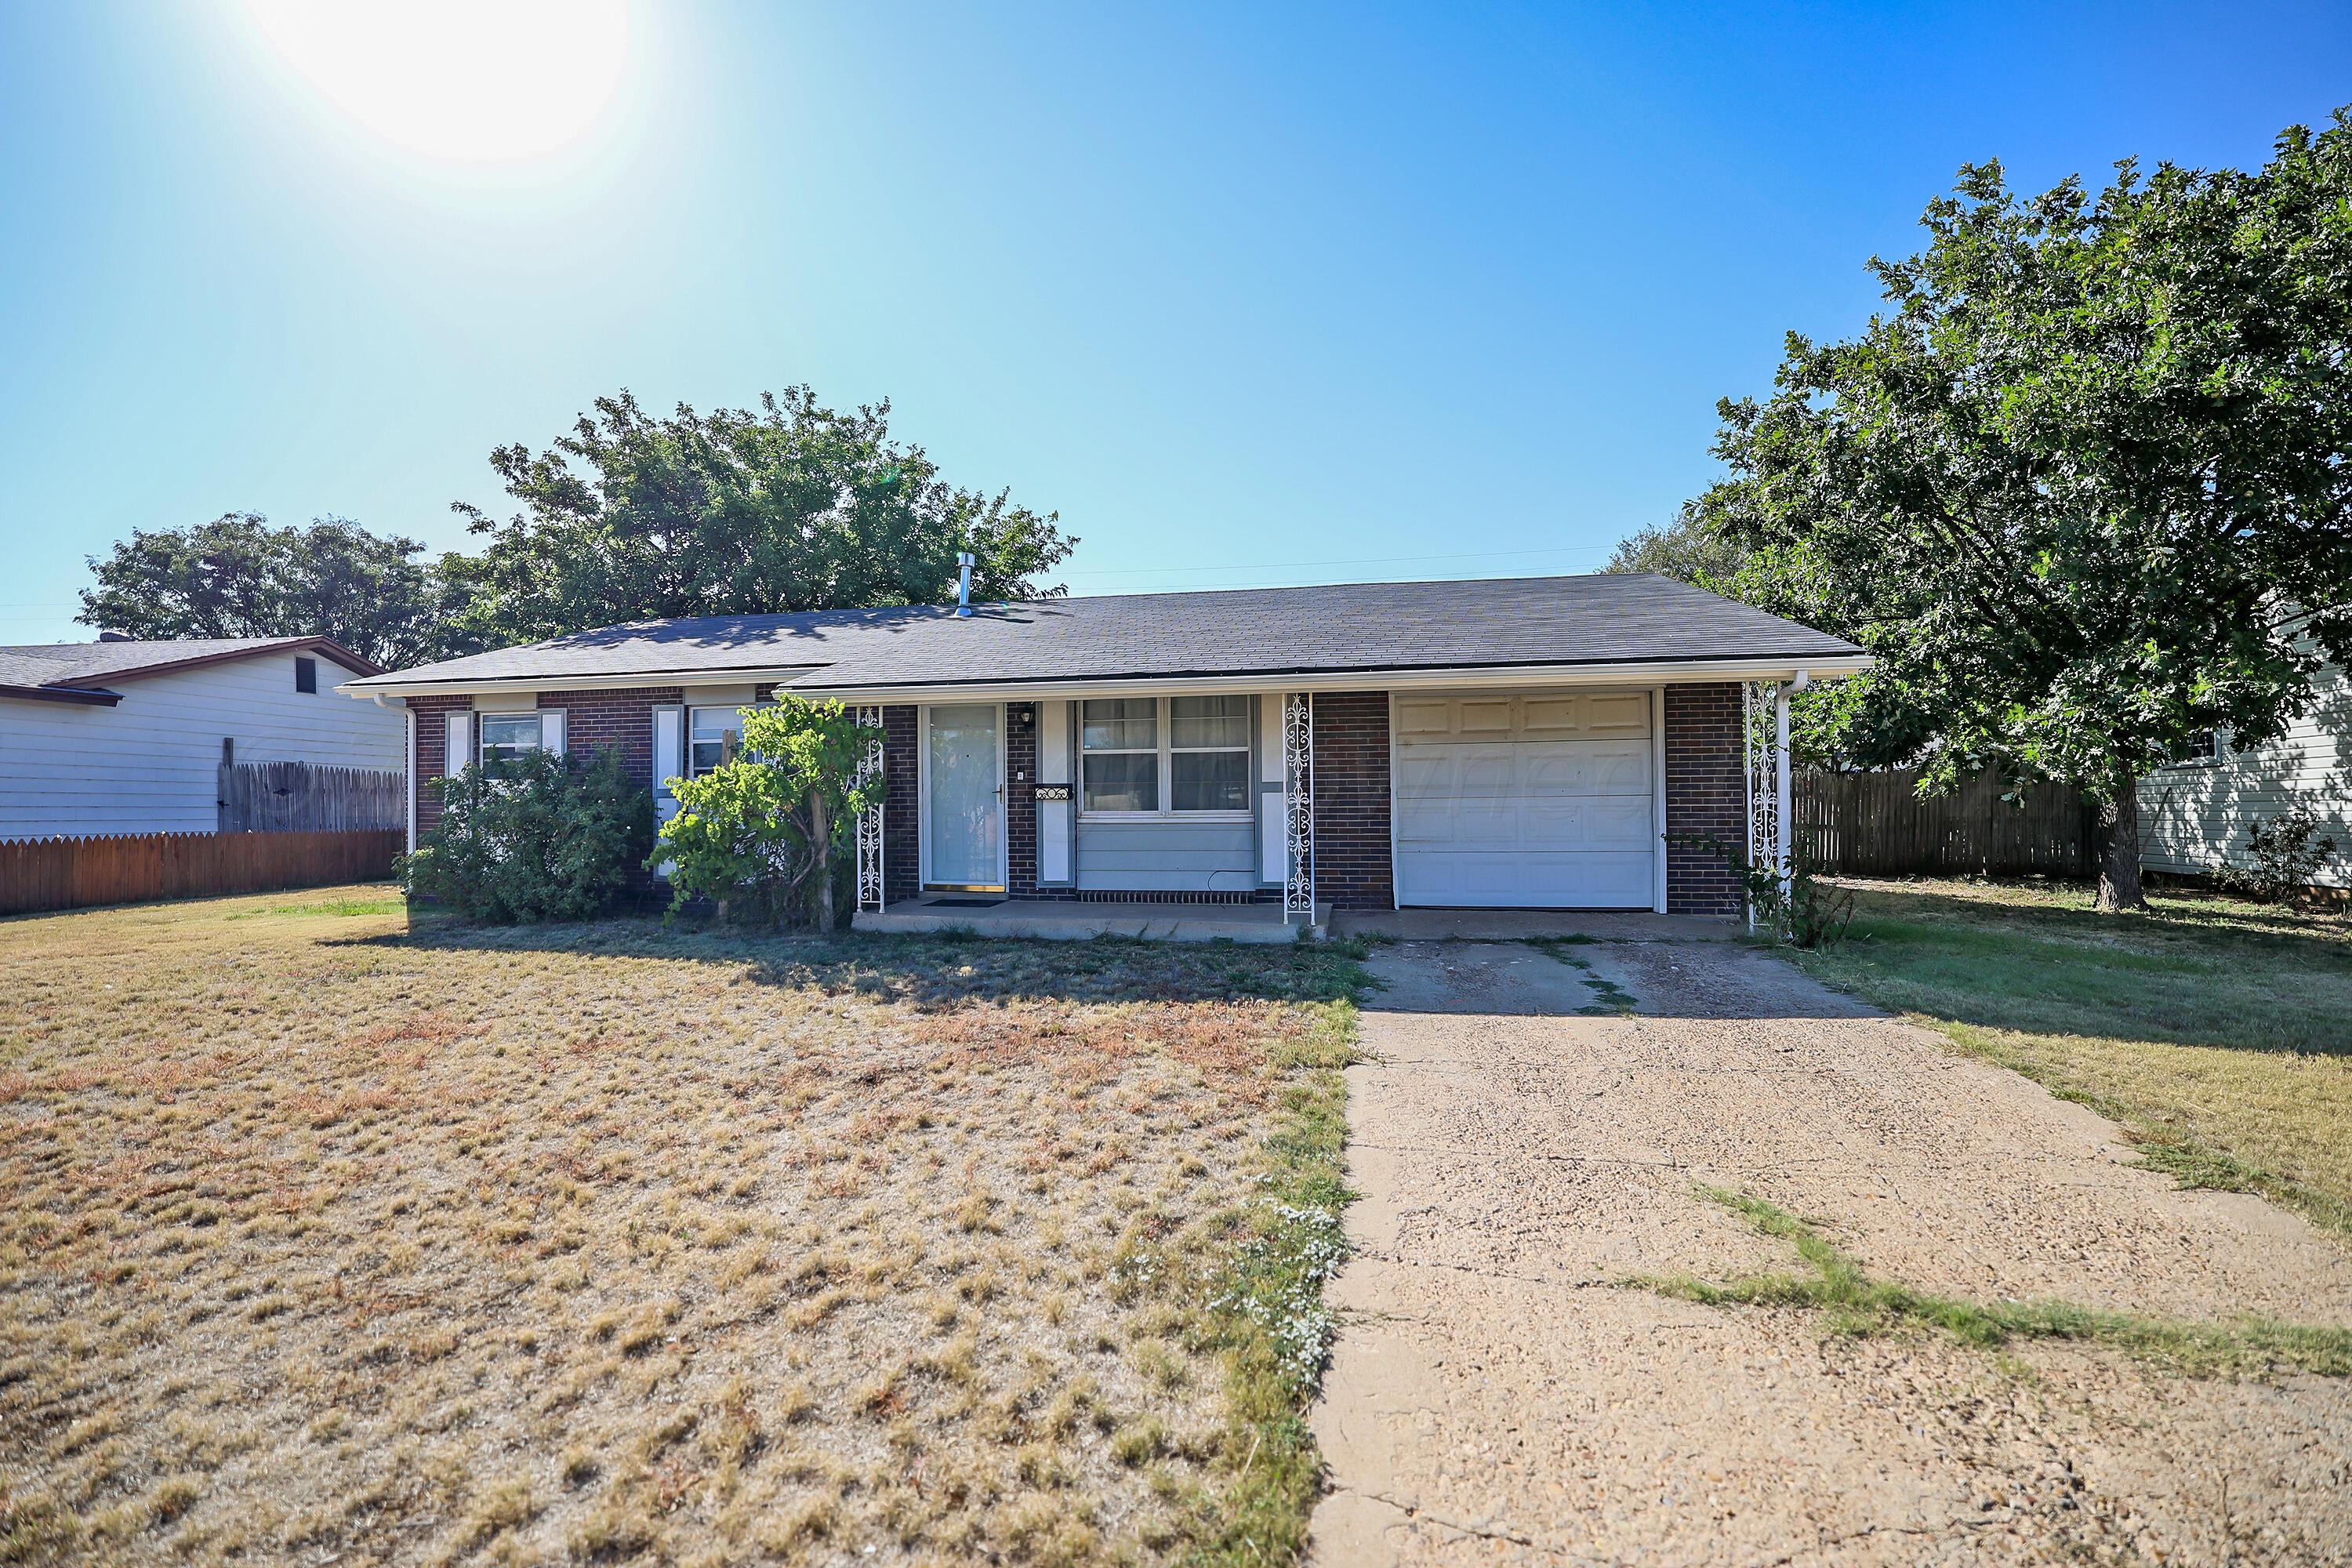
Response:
[[539, 688, 687, 790], [1005, 702, 1045, 898], [1309, 691, 1395, 912], [1664, 683, 1746, 920], [882, 705, 920, 904], [405, 694, 474, 840]]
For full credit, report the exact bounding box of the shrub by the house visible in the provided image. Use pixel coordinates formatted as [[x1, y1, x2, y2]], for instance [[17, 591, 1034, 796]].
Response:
[[656, 697, 878, 930], [399, 748, 654, 922]]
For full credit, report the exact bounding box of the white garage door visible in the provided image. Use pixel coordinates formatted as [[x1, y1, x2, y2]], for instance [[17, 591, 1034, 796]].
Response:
[[1392, 689, 1656, 909]]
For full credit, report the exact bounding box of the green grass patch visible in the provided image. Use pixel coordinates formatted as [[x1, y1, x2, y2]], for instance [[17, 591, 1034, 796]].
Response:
[[227, 897, 408, 920], [1636, 1186, 2352, 1379], [1526, 938, 1637, 1016], [1189, 953, 1367, 1567]]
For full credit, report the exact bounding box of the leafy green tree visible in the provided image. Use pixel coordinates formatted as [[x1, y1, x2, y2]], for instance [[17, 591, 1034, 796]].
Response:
[[655, 697, 882, 930], [400, 749, 656, 923], [452, 388, 1077, 645], [1700, 111, 2352, 910], [1605, 501, 1747, 589], [78, 513, 477, 669]]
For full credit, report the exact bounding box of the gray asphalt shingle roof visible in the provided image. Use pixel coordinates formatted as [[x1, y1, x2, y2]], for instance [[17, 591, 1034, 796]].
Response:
[[0, 637, 378, 695], [348, 574, 1861, 692]]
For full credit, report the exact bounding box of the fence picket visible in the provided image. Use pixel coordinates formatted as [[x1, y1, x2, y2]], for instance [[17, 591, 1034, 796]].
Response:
[[1793, 768, 2093, 877], [0, 829, 404, 917], [216, 762, 405, 833]]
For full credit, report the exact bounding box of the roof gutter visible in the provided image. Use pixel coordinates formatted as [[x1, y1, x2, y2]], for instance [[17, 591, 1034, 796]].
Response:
[[0, 682, 122, 706], [339, 665, 826, 699], [339, 654, 1871, 703]]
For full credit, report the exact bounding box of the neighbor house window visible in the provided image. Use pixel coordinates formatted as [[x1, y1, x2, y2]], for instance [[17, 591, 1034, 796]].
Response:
[[689, 705, 770, 775], [478, 713, 545, 767], [1079, 696, 1250, 816], [2163, 731, 2221, 768], [294, 656, 317, 694]]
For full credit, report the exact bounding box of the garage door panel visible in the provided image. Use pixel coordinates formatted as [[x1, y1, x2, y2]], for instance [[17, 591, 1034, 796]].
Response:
[[1396, 850, 1656, 909], [1522, 740, 1650, 796], [1392, 690, 1657, 909], [1518, 695, 1583, 736], [1395, 697, 1454, 738], [1584, 692, 1651, 735]]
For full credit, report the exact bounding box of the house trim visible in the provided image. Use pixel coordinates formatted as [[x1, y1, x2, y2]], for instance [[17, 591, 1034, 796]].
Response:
[[347, 654, 1869, 703]]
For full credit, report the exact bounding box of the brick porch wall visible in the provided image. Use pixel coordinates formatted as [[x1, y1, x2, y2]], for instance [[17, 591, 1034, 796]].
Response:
[[1664, 683, 1745, 920], [881, 705, 920, 903], [1309, 690, 1395, 912], [1004, 702, 1058, 898]]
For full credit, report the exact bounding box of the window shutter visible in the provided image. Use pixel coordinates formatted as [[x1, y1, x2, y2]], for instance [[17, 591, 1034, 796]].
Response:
[[652, 706, 684, 816], [445, 711, 473, 775], [540, 709, 567, 757]]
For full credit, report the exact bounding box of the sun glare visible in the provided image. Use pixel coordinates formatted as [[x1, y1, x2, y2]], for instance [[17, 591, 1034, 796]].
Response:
[[241, 0, 630, 162]]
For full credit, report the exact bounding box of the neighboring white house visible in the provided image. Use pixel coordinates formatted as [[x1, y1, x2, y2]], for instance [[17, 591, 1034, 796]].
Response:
[[0, 637, 405, 841], [2140, 657, 2351, 890]]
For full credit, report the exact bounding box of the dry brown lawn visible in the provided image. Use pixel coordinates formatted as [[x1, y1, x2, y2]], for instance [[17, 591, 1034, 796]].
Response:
[[0, 887, 1359, 1566]]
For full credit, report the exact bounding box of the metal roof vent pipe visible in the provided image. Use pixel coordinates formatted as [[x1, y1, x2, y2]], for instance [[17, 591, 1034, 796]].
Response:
[[956, 551, 975, 618]]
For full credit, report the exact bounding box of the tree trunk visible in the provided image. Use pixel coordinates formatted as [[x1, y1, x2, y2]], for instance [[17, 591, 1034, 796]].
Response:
[[2093, 768, 2149, 913], [810, 793, 835, 935]]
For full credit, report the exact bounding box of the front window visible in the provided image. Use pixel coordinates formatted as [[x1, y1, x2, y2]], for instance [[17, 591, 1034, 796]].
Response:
[[690, 706, 769, 775], [478, 713, 544, 768], [1080, 698, 1158, 811], [1170, 695, 1250, 811], [1079, 696, 1250, 816]]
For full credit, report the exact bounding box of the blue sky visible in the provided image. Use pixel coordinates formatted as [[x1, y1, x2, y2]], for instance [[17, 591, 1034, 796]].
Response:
[[1, 2, 2344, 643]]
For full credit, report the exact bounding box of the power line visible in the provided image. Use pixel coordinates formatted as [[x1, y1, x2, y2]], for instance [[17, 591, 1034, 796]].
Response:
[[1055, 543, 1615, 580]]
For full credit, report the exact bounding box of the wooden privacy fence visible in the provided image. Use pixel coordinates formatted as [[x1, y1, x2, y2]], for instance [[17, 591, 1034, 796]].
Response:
[[0, 829, 405, 917], [1795, 768, 2096, 877], [219, 761, 406, 833]]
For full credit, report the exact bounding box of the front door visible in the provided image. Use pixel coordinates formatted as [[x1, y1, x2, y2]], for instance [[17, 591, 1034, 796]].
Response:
[[925, 704, 1004, 890]]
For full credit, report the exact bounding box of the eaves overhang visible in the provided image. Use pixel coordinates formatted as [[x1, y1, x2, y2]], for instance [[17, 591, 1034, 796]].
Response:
[[338, 666, 827, 699], [780, 652, 1875, 706]]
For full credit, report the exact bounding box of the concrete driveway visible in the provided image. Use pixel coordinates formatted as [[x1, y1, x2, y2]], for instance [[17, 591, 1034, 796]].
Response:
[[1310, 935, 2352, 1566]]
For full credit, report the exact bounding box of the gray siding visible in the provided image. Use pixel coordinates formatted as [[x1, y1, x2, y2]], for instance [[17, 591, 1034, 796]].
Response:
[[2138, 659, 2352, 888], [1075, 820, 1259, 892], [0, 651, 406, 841]]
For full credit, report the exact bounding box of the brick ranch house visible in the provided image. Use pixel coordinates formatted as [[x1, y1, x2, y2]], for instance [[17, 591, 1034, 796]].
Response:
[[341, 574, 1866, 926]]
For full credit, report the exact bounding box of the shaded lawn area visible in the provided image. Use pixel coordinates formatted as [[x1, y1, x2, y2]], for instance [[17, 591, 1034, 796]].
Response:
[[0, 887, 1363, 1566], [1788, 877, 2352, 1236]]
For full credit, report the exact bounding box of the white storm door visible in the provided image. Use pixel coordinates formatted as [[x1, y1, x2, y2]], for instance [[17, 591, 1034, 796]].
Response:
[[925, 705, 1004, 889]]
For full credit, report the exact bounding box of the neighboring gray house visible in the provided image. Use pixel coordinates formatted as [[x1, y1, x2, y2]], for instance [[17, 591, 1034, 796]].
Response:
[[0, 637, 402, 840], [2140, 656, 2350, 890], [344, 574, 1868, 924]]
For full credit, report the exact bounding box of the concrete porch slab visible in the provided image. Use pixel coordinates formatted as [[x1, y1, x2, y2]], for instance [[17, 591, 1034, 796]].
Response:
[[852, 897, 1330, 944]]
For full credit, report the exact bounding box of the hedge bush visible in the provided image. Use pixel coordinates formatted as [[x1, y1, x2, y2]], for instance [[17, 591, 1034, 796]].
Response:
[[398, 748, 655, 923]]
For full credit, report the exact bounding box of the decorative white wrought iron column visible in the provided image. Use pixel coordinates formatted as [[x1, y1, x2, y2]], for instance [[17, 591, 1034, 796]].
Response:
[[1774, 681, 1793, 903], [1743, 681, 1788, 931], [855, 705, 885, 913], [1282, 693, 1315, 923]]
